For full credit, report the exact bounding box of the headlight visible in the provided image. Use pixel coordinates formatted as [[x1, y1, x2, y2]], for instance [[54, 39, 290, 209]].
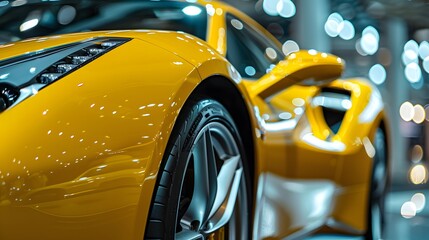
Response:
[[0, 37, 130, 112]]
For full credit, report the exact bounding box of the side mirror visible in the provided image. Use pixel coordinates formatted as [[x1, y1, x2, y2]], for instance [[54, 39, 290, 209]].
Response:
[[250, 50, 345, 99]]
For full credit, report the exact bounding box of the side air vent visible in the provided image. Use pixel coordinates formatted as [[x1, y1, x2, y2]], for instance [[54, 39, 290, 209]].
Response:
[[312, 87, 352, 133]]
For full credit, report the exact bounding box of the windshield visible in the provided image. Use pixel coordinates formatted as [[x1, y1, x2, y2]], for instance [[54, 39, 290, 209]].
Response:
[[0, 0, 208, 44]]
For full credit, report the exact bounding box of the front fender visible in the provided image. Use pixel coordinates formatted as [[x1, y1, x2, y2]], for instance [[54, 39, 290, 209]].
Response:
[[0, 36, 200, 240]]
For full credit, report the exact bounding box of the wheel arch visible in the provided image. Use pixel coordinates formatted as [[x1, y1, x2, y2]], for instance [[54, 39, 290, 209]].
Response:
[[188, 75, 256, 190]]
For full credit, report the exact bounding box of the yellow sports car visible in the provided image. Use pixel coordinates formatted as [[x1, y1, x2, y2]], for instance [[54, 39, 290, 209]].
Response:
[[0, 0, 388, 239]]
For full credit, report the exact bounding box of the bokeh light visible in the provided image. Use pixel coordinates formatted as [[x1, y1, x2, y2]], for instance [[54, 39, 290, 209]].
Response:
[[411, 145, 424, 163], [292, 98, 305, 107], [402, 52, 418, 65], [413, 104, 426, 124], [355, 38, 367, 56], [262, 0, 296, 18], [401, 201, 417, 219], [263, 0, 279, 16], [339, 20, 355, 40], [360, 26, 379, 55], [0, 1, 9, 7], [245, 66, 256, 77], [369, 64, 386, 85], [265, 47, 278, 60], [411, 193, 426, 213], [324, 13, 343, 37], [404, 62, 422, 83], [20, 18, 38, 32], [276, 0, 296, 18], [324, 12, 356, 40], [361, 36, 378, 55], [400, 101, 414, 122], [231, 19, 243, 30], [182, 6, 202, 16], [282, 40, 299, 56], [341, 99, 352, 109], [206, 4, 215, 16], [409, 164, 427, 184], [403, 40, 419, 64], [279, 112, 292, 120], [20, 10, 42, 32], [419, 41, 429, 60], [11, 0, 26, 7], [57, 5, 76, 25], [294, 107, 304, 115]]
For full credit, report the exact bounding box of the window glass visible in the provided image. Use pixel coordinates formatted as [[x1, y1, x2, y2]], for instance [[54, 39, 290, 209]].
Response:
[[225, 13, 284, 80]]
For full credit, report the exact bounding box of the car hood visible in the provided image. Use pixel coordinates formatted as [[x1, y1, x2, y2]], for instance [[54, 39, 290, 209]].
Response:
[[0, 30, 229, 114], [0, 30, 217, 67]]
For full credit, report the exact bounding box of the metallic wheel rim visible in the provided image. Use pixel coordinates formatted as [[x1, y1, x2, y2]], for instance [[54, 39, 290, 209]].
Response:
[[176, 121, 248, 239]]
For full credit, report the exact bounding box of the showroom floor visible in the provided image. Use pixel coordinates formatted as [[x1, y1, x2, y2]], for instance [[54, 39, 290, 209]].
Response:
[[305, 190, 429, 240]]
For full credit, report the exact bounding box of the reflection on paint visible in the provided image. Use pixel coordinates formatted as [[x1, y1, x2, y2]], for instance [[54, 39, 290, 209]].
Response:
[[255, 173, 335, 239], [302, 133, 346, 152], [358, 89, 383, 123]]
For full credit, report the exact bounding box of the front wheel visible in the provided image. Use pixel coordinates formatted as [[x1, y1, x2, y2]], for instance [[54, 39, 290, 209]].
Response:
[[145, 99, 251, 239]]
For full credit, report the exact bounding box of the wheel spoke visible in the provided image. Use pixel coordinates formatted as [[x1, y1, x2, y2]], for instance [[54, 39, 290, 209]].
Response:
[[207, 155, 241, 220], [176, 229, 204, 240], [204, 168, 243, 234], [181, 128, 218, 229]]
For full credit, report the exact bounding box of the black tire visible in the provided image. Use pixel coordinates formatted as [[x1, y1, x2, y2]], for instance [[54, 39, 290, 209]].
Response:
[[144, 99, 251, 239], [366, 128, 388, 240]]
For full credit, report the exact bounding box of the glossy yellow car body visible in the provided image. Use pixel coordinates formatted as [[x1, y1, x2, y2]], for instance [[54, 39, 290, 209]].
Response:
[[0, 0, 387, 239]]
